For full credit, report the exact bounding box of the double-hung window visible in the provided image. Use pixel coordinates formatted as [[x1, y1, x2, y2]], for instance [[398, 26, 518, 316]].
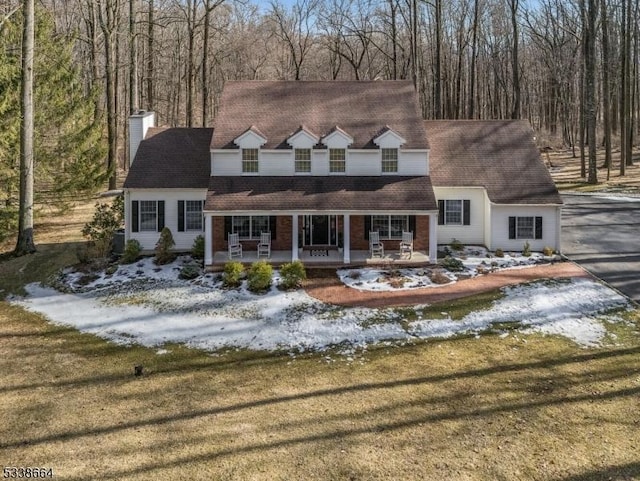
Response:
[[370, 215, 409, 239], [295, 148, 312, 173], [329, 148, 346, 173], [231, 216, 270, 240], [140, 200, 158, 231], [131, 200, 164, 233], [509, 216, 543, 240], [381, 148, 398, 173], [177, 200, 203, 231], [438, 200, 471, 226], [242, 148, 259, 173]]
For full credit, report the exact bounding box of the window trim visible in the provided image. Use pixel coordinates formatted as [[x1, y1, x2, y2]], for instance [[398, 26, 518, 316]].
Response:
[[241, 148, 259, 174], [294, 148, 312, 174], [329, 148, 346, 174], [381, 148, 399, 174], [509, 216, 543, 240], [184, 200, 204, 232], [139, 200, 158, 232], [444, 200, 463, 226]]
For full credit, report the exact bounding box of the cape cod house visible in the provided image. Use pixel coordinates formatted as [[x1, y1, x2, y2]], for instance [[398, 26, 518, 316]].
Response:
[[123, 80, 562, 267]]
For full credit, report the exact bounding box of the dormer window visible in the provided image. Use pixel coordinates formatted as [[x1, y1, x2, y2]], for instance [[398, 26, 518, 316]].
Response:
[[242, 148, 259, 174], [381, 148, 398, 173], [294, 148, 311, 173], [329, 148, 346, 173]]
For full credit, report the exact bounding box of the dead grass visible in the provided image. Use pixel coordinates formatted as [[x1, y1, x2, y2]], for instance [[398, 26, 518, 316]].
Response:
[[547, 148, 640, 193], [1, 301, 640, 481]]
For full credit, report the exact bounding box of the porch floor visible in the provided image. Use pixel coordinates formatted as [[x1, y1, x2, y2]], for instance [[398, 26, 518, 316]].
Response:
[[211, 249, 431, 268]]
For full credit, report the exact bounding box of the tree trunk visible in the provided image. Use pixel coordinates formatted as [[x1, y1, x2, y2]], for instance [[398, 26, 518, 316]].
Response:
[[585, 0, 598, 184], [469, 0, 479, 119], [130, 0, 139, 114], [146, 0, 154, 111], [15, 0, 36, 255], [509, 0, 520, 119], [601, 0, 611, 177], [202, 0, 211, 126], [434, 0, 442, 119]]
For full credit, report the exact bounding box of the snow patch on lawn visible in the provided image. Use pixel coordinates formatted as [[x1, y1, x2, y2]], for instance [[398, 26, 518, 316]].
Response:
[[9, 255, 631, 352], [339, 246, 553, 292]]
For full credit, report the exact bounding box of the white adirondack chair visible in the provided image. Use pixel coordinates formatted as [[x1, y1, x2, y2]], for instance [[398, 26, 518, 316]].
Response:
[[257, 232, 271, 258], [369, 231, 384, 258], [228, 233, 243, 259], [399, 231, 413, 259]]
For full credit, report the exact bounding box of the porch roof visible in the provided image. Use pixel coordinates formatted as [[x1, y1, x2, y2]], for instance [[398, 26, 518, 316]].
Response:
[[204, 176, 437, 212]]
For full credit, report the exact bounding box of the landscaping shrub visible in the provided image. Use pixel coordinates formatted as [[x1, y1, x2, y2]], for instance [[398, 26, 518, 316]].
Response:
[[279, 260, 306, 289], [121, 239, 142, 264], [191, 235, 205, 260], [348, 270, 362, 280], [494, 248, 504, 258], [248, 260, 273, 293], [222, 261, 244, 288], [543, 246, 555, 257], [429, 270, 453, 284], [522, 241, 532, 257], [179, 263, 201, 280], [440, 255, 465, 272], [154, 227, 176, 265], [449, 238, 464, 251], [81, 195, 124, 258]]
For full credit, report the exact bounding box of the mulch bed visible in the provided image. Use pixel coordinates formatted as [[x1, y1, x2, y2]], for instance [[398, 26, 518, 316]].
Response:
[[303, 262, 592, 308]]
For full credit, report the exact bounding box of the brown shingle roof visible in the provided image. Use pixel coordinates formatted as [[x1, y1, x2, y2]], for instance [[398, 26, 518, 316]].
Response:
[[205, 176, 437, 212], [425, 120, 562, 205], [211, 81, 429, 150], [123, 127, 213, 189]]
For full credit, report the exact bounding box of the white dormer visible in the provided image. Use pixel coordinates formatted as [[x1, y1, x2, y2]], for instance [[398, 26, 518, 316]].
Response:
[[234, 126, 267, 149], [373, 126, 406, 149], [321, 126, 353, 149], [287, 125, 319, 149]]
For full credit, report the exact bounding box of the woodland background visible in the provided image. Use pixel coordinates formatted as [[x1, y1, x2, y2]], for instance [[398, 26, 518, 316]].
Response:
[[1, 0, 639, 241]]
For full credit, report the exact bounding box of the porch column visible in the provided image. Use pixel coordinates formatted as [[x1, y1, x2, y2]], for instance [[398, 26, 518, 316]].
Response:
[[291, 214, 299, 261], [429, 214, 438, 263], [204, 213, 213, 266], [343, 214, 351, 264]]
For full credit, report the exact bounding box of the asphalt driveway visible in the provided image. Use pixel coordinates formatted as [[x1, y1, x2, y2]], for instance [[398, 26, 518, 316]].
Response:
[[562, 193, 640, 302]]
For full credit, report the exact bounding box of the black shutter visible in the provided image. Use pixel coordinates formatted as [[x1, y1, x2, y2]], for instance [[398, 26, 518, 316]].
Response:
[[535, 216, 543, 239], [131, 200, 139, 233], [364, 216, 371, 240], [177, 201, 185, 232], [463, 200, 471, 225], [157, 201, 165, 231], [270, 216, 277, 239], [508, 217, 516, 239], [438, 200, 445, 225], [409, 215, 416, 238], [224, 216, 232, 239]]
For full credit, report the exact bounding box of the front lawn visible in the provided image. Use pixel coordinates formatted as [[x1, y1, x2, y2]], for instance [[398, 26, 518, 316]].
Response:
[[2, 235, 640, 480]]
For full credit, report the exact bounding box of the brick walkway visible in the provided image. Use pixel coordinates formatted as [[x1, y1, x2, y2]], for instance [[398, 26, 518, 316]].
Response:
[[304, 262, 592, 308]]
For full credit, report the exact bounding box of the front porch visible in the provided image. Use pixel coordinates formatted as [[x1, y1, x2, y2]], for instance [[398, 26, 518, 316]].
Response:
[[210, 248, 432, 269], [204, 212, 438, 267]]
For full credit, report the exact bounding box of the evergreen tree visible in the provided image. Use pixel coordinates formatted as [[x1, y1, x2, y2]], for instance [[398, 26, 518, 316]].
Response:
[[0, 8, 107, 243]]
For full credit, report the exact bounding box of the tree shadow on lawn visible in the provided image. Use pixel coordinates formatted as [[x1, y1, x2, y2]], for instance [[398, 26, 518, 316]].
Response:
[[2, 342, 639, 453]]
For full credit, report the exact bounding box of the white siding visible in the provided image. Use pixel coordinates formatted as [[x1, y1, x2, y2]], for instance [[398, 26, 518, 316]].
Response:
[[261, 151, 294, 175], [490, 205, 561, 252], [399, 151, 428, 175], [211, 151, 240, 176], [434, 187, 486, 245], [312, 150, 328, 175], [348, 151, 376, 175], [211, 149, 429, 176], [126, 189, 207, 251]]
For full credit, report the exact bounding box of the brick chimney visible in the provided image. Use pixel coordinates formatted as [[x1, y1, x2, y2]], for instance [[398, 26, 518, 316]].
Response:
[[128, 111, 155, 166]]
